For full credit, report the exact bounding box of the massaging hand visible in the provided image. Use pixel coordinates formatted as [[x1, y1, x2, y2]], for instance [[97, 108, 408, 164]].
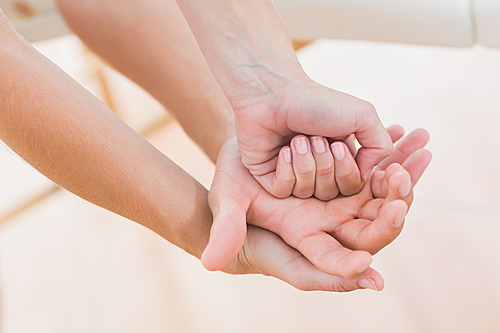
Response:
[[203, 127, 432, 287], [175, 0, 393, 199], [233, 78, 394, 199]]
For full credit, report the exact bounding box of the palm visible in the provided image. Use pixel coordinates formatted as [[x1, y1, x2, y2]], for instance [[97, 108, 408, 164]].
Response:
[[215, 139, 408, 278], [205, 129, 431, 291]]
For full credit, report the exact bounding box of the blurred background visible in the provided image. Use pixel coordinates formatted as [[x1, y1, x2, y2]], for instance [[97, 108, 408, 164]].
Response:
[[1, 0, 500, 332]]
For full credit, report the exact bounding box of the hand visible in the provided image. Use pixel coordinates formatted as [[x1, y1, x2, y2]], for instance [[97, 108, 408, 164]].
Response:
[[203, 128, 431, 283], [221, 225, 383, 292], [233, 78, 394, 198]]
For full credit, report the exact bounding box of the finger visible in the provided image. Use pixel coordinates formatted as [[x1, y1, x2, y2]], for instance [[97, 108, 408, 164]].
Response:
[[378, 128, 430, 170], [370, 169, 388, 199], [401, 148, 432, 186], [387, 125, 405, 144], [372, 163, 413, 204], [268, 146, 295, 198], [363, 163, 410, 219], [331, 142, 363, 196], [202, 195, 247, 271], [297, 232, 373, 279], [291, 135, 316, 198], [310, 136, 339, 201], [385, 166, 413, 203], [240, 226, 384, 292], [358, 198, 385, 220], [372, 146, 432, 199], [348, 101, 394, 178], [252, 155, 279, 194], [344, 134, 357, 156], [333, 200, 408, 254]]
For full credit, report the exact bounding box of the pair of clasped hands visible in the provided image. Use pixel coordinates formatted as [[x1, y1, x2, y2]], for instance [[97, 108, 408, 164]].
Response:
[[200, 82, 432, 292]]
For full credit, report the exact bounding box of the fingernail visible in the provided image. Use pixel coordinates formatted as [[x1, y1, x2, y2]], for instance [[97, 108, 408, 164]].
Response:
[[311, 136, 326, 153], [283, 147, 292, 163], [398, 177, 411, 197], [294, 137, 309, 154], [393, 211, 405, 228], [331, 142, 345, 160], [358, 279, 378, 291]]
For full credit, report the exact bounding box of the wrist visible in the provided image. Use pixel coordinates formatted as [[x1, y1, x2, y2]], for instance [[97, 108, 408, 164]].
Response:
[[145, 167, 214, 259], [230, 71, 311, 115], [176, 0, 307, 110]]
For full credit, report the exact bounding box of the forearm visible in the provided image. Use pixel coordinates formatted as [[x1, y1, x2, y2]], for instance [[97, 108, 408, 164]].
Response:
[[175, 0, 307, 108], [0, 18, 211, 258], [56, 0, 235, 162]]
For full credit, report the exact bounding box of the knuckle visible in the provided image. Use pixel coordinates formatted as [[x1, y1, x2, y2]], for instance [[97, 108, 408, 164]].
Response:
[[340, 183, 363, 196], [293, 188, 315, 199], [276, 173, 296, 184], [359, 100, 376, 114], [295, 165, 316, 178], [316, 161, 334, 175], [315, 189, 339, 201], [333, 282, 352, 293], [336, 169, 358, 181], [384, 142, 394, 156]]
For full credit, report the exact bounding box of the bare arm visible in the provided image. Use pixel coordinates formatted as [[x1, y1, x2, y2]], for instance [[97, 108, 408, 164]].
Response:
[[174, 0, 393, 191], [0, 13, 211, 257], [55, 0, 234, 162], [0, 14, 392, 291]]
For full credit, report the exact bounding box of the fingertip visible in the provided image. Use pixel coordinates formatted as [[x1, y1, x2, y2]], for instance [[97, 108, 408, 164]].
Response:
[[401, 148, 433, 187], [281, 146, 292, 164], [412, 128, 430, 144], [331, 142, 346, 160], [201, 245, 220, 271], [202, 215, 247, 271], [310, 136, 327, 154], [268, 147, 296, 198], [358, 278, 379, 291], [291, 136, 316, 198], [358, 275, 385, 291], [387, 125, 405, 143], [291, 135, 310, 155], [340, 251, 373, 279], [385, 163, 402, 179], [388, 170, 412, 198]]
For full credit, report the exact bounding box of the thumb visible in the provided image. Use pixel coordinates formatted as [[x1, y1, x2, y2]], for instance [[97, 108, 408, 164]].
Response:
[[287, 85, 393, 177], [202, 195, 247, 271]]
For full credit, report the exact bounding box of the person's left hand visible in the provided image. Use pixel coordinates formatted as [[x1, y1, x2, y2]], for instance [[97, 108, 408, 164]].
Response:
[[202, 128, 432, 280]]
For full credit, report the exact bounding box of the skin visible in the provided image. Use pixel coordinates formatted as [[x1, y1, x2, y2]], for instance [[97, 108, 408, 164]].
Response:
[[35, 1, 431, 291], [175, 0, 395, 198], [273, 136, 364, 200], [55, 0, 385, 203], [205, 127, 432, 283]]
